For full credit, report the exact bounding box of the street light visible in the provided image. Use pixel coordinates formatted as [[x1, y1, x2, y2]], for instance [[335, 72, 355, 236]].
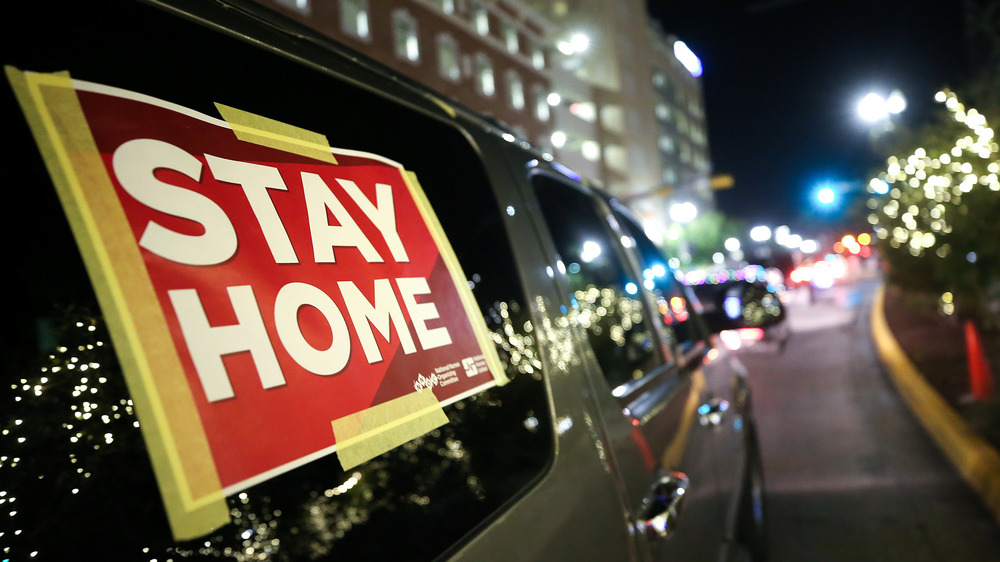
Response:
[[557, 32, 591, 56], [817, 186, 836, 206], [858, 93, 890, 123], [749, 225, 771, 242], [669, 201, 698, 224], [857, 89, 906, 134]]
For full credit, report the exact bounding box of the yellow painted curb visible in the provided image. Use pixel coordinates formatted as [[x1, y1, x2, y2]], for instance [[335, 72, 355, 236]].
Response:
[[872, 284, 1000, 524]]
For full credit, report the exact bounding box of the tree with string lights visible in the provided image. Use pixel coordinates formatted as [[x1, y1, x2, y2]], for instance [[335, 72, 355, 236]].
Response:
[[868, 87, 1000, 324]]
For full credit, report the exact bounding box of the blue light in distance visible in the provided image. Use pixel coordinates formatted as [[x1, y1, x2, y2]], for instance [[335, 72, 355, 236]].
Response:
[[817, 186, 836, 205]]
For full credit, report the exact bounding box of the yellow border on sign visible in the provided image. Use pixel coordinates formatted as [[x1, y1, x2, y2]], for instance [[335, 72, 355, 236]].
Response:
[[401, 171, 509, 387], [5, 67, 229, 540]]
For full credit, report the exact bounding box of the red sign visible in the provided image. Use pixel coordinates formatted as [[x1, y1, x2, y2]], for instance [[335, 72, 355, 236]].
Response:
[[10, 70, 503, 537]]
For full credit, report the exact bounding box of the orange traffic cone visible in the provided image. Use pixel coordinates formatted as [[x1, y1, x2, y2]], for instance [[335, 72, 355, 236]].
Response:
[[965, 319, 995, 400]]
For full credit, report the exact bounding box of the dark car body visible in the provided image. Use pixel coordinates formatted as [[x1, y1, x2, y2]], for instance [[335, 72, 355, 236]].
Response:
[[1, 1, 768, 560]]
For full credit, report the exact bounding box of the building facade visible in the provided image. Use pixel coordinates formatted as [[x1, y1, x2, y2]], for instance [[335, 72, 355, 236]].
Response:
[[259, 0, 713, 243]]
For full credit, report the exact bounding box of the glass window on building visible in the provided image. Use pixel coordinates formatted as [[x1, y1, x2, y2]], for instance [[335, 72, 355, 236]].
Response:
[[392, 11, 420, 62], [437, 34, 461, 81], [662, 166, 678, 184], [507, 73, 524, 110], [605, 144, 628, 172], [531, 44, 545, 70], [503, 21, 519, 54], [658, 134, 675, 153], [655, 102, 671, 122], [340, 0, 370, 40], [475, 54, 495, 96], [472, 2, 490, 36], [652, 70, 667, 89], [276, 0, 311, 15], [534, 86, 550, 122], [581, 139, 601, 162], [434, 0, 455, 15], [507, 71, 524, 110]]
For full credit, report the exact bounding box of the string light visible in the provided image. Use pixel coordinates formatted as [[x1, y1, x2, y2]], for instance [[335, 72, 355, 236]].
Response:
[[870, 89, 999, 257], [4, 294, 549, 560]]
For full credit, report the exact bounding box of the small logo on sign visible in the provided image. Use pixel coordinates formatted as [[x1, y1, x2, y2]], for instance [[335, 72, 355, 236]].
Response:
[[414, 373, 440, 391], [462, 357, 479, 377]]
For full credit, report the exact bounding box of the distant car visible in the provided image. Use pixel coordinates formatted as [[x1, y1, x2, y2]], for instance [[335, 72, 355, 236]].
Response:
[[692, 278, 790, 352], [2, 1, 776, 560]]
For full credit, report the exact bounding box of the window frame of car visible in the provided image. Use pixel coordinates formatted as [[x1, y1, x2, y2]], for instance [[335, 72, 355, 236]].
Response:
[[523, 169, 698, 401]]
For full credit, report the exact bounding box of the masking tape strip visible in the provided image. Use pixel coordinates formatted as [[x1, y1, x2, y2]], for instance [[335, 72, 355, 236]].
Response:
[[333, 388, 449, 470], [215, 102, 338, 164], [401, 171, 509, 386], [6, 67, 229, 540]]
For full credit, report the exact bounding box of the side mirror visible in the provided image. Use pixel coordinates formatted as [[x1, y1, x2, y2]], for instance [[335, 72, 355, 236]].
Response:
[[692, 280, 786, 335]]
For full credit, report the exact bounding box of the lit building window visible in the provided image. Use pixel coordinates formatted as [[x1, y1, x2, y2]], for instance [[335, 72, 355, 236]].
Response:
[[534, 87, 550, 122], [676, 113, 689, 135], [662, 167, 677, 184], [605, 145, 628, 171], [434, 0, 455, 15], [655, 102, 671, 121], [437, 34, 461, 81], [475, 54, 494, 96], [340, 0, 370, 40], [569, 101, 596, 122], [551, 130, 566, 148], [531, 44, 545, 70], [658, 135, 675, 153], [472, 3, 490, 36], [680, 143, 692, 163], [393, 11, 420, 62], [503, 22, 519, 54], [276, 0, 311, 15], [507, 72, 524, 110], [581, 140, 601, 162]]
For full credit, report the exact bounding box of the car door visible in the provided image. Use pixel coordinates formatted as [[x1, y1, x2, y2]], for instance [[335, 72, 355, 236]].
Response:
[[611, 204, 751, 559], [528, 171, 731, 560]]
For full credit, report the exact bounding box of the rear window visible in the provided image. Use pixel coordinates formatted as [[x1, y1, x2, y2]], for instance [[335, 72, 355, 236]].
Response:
[[2, 2, 550, 560]]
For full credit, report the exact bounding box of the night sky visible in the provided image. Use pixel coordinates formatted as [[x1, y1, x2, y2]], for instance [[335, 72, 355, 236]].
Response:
[[648, 0, 974, 237]]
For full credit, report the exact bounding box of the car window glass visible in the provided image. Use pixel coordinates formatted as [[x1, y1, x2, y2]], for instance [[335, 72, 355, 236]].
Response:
[[612, 208, 703, 351], [531, 173, 663, 389], [2, 3, 551, 560]]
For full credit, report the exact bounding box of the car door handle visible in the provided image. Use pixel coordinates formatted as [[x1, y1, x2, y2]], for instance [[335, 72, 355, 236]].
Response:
[[638, 471, 689, 539]]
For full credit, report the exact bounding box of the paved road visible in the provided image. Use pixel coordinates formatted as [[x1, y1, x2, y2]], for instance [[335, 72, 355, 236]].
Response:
[[737, 278, 1000, 561]]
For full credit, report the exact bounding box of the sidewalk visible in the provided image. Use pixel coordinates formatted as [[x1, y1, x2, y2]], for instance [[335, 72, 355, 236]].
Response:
[[871, 284, 1000, 525]]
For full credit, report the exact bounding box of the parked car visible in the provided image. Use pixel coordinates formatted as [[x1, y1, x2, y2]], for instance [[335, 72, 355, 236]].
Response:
[[2, 1, 773, 560], [693, 278, 790, 352]]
